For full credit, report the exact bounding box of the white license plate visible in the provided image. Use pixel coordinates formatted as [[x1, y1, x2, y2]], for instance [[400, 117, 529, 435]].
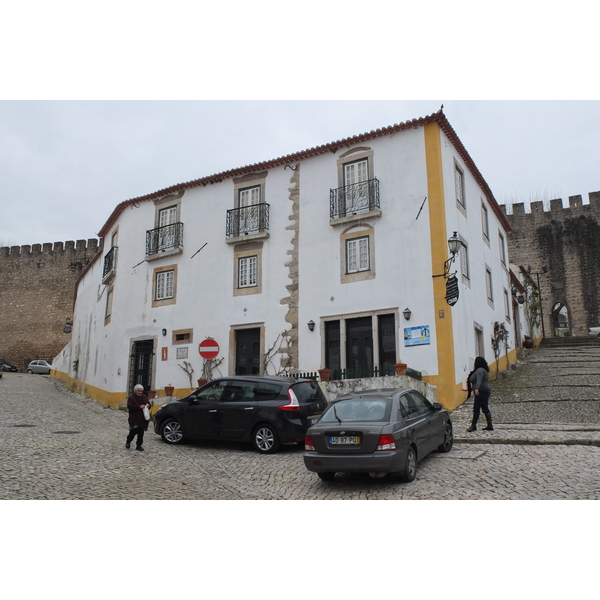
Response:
[[329, 436, 360, 445]]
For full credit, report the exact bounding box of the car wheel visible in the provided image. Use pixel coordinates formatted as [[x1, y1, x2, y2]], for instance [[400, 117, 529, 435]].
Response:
[[399, 446, 417, 482], [27, 369, 33, 374], [437, 422, 453, 453], [160, 418, 184, 444], [318, 472, 335, 481], [252, 424, 281, 454]]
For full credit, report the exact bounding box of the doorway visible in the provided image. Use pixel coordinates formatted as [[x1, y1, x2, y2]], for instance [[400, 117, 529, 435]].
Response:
[[129, 339, 155, 394], [235, 328, 260, 375]]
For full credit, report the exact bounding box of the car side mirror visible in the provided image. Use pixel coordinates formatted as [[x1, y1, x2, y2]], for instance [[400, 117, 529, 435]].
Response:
[[432, 402, 443, 410], [188, 395, 198, 404]]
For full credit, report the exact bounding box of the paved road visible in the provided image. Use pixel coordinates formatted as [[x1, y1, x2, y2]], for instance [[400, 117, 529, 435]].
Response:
[[1, 345, 598, 500]]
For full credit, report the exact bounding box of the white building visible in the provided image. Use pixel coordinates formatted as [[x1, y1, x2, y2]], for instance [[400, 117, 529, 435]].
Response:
[[53, 109, 513, 410]]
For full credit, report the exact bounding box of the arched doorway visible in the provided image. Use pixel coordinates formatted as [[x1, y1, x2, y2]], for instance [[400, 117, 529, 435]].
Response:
[[552, 302, 570, 337]]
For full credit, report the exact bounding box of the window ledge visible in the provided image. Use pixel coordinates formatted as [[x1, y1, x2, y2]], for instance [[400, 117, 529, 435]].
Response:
[[225, 231, 269, 245], [330, 209, 382, 227], [146, 246, 183, 261]]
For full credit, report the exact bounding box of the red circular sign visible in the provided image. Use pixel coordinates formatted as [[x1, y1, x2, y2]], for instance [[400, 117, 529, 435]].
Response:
[[199, 339, 219, 359]]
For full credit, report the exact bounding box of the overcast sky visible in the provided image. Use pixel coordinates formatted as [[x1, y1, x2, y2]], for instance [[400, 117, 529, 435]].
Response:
[[1, 99, 599, 248]]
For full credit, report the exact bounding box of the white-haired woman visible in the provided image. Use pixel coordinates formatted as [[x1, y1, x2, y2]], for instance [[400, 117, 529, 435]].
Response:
[[126, 384, 151, 451]]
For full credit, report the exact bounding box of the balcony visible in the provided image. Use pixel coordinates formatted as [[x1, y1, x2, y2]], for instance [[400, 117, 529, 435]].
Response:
[[330, 178, 381, 224], [146, 222, 184, 259], [102, 246, 118, 283], [226, 203, 270, 243]]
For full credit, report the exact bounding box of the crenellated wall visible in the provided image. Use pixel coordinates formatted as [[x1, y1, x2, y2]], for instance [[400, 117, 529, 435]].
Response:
[[503, 191, 600, 336], [0, 239, 99, 370]]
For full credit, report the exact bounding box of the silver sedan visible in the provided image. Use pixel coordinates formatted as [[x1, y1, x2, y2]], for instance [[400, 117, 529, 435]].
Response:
[[303, 388, 452, 482]]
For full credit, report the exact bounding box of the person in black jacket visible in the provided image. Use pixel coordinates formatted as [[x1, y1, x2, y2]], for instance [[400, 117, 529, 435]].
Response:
[[126, 384, 151, 451], [466, 356, 493, 432]]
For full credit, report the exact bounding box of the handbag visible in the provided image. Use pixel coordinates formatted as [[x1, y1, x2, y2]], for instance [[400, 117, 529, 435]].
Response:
[[142, 406, 150, 421]]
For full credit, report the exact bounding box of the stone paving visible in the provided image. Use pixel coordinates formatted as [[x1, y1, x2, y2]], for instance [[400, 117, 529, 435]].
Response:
[[0, 344, 598, 500]]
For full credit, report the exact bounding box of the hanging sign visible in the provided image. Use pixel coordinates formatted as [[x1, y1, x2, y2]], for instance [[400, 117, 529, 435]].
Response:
[[199, 338, 220, 359], [445, 274, 459, 306]]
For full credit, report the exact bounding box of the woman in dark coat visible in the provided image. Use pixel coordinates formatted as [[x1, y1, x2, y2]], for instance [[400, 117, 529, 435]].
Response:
[[466, 356, 493, 432], [126, 384, 151, 451]]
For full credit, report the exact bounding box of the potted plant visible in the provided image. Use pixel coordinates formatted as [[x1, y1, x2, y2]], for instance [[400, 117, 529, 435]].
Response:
[[318, 368, 331, 382], [197, 378, 208, 388], [394, 363, 407, 376], [164, 384, 175, 396]]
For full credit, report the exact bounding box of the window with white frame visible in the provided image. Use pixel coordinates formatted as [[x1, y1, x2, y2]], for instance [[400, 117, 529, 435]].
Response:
[[346, 236, 370, 273], [455, 164, 465, 207], [239, 185, 260, 208], [156, 269, 175, 300], [460, 241, 469, 280], [499, 232, 507, 265], [238, 255, 258, 288], [485, 267, 494, 302], [481, 202, 489, 239]]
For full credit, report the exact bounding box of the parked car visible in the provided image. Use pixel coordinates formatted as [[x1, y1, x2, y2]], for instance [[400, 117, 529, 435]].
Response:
[[154, 376, 328, 454], [27, 360, 52, 375], [303, 388, 453, 482], [1, 361, 19, 372], [588, 326, 600, 336]]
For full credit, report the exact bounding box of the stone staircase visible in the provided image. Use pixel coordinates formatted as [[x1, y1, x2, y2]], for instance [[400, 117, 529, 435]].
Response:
[[541, 336, 600, 348]]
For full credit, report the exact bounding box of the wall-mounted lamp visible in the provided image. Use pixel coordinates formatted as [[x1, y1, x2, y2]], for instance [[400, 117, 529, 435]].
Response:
[[307, 320, 315, 332], [63, 318, 73, 334], [162, 328, 167, 337], [403, 308, 412, 321], [432, 232, 465, 279]]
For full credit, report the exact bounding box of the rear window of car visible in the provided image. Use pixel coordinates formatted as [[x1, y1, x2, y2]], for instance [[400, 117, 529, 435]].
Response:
[[255, 382, 282, 401], [291, 381, 326, 404], [321, 398, 391, 423]]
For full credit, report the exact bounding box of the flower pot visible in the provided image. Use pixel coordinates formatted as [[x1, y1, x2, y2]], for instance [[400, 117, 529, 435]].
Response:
[[197, 378, 208, 388], [147, 390, 156, 399], [318, 369, 331, 382], [165, 386, 175, 397], [394, 363, 407, 376], [523, 338, 534, 349]]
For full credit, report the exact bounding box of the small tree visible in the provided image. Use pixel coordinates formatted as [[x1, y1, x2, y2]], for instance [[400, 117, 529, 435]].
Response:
[[491, 321, 510, 370], [523, 273, 541, 337]]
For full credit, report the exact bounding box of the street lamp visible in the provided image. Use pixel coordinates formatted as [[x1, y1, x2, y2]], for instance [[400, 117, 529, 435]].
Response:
[[432, 232, 465, 278], [527, 264, 549, 338]]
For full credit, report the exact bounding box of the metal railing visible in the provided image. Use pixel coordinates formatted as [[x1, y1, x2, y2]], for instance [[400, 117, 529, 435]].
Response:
[[226, 203, 270, 238], [330, 178, 380, 219], [295, 366, 422, 381], [102, 246, 118, 279], [146, 222, 184, 256]]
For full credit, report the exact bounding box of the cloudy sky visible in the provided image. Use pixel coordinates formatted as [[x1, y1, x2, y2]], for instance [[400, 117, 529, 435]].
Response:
[[1, 99, 599, 248]]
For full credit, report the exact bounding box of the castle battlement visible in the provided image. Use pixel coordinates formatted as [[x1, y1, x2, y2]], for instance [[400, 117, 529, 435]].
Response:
[[0, 238, 99, 258], [502, 191, 600, 216]]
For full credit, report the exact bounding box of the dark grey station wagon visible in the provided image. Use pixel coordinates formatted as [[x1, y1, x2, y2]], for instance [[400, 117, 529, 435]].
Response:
[[154, 376, 327, 454]]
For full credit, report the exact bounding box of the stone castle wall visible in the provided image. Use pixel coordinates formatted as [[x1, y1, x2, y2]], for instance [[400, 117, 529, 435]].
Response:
[[0, 239, 99, 370], [503, 191, 600, 337]]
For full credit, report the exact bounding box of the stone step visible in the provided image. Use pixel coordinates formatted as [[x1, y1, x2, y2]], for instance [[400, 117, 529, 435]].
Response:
[[541, 337, 600, 347]]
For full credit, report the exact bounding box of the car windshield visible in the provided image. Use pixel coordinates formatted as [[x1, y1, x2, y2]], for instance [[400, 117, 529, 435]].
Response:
[[321, 398, 391, 423]]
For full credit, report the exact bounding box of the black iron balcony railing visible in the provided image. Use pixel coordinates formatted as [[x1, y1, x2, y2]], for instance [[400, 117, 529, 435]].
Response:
[[330, 178, 380, 219], [146, 222, 184, 256], [226, 203, 270, 238], [102, 246, 118, 280]]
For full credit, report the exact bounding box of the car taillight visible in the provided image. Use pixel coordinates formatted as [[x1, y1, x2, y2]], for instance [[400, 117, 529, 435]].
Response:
[[305, 435, 316, 451], [376, 435, 397, 451], [279, 388, 300, 411]]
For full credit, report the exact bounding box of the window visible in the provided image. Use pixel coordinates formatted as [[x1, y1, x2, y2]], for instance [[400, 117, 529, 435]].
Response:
[[147, 194, 183, 258], [156, 270, 174, 300], [172, 329, 193, 345], [346, 236, 369, 273], [485, 267, 494, 303], [340, 225, 375, 283], [455, 164, 465, 207], [481, 202, 489, 239], [228, 172, 269, 240], [460, 241, 470, 280], [238, 255, 257, 288], [504, 289, 511, 320], [105, 287, 113, 324], [239, 185, 260, 207], [499, 232, 507, 265], [152, 264, 177, 307]]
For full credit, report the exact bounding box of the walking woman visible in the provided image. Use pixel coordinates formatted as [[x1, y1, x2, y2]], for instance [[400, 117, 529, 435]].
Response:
[[466, 356, 493, 432], [126, 384, 151, 451]]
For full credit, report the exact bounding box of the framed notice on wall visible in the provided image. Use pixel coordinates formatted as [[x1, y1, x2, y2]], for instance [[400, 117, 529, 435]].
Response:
[[404, 325, 431, 346]]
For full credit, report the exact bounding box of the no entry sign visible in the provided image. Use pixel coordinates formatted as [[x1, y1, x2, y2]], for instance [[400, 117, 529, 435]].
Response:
[[199, 338, 220, 359]]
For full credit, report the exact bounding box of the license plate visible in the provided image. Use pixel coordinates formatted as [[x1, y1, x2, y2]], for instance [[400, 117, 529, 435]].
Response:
[[329, 436, 360, 445]]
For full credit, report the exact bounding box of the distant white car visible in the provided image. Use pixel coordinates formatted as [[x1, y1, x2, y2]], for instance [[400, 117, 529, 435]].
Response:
[[589, 326, 600, 337], [27, 360, 52, 374]]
